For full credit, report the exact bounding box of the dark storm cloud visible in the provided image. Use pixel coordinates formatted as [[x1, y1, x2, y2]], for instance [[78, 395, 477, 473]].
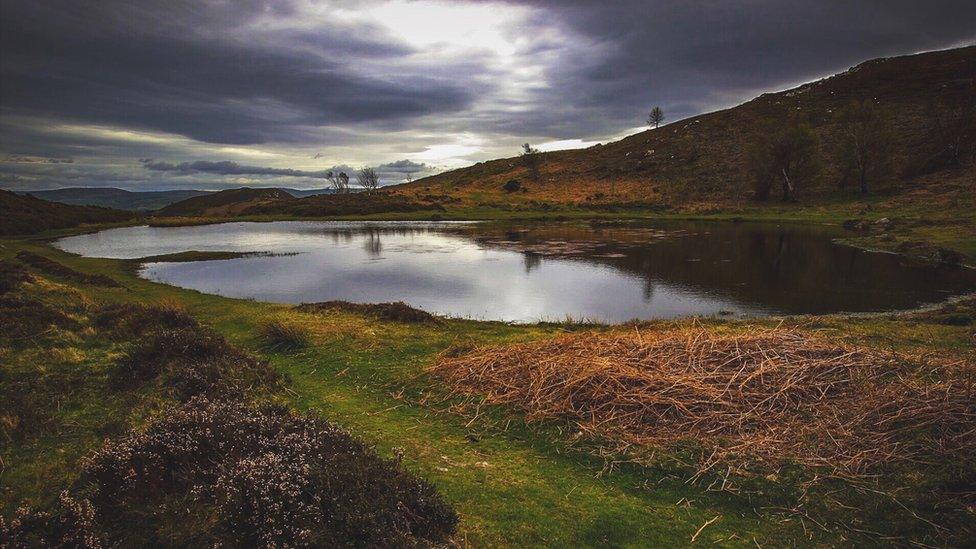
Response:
[[0, 0, 471, 145], [524, 0, 976, 129]]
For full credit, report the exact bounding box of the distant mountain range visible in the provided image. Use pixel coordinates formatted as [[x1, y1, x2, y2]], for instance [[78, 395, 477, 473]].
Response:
[[19, 187, 335, 211]]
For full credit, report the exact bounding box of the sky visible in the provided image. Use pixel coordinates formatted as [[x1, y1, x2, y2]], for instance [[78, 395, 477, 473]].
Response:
[[1, 0, 975, 192]]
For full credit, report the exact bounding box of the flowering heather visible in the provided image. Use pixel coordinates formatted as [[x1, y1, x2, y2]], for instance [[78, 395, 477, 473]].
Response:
[[81, 397, 457, 546], [0, 491, 103, 548]]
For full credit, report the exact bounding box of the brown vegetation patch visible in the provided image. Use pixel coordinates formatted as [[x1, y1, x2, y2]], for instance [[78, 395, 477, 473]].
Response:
[[16, 251, 120, 288], [429, 328, 976, 474], [298, 300, 439, 323], [243, 191, 444, 217], [74, 397, 457, 546], [0, 189, 135, 236]]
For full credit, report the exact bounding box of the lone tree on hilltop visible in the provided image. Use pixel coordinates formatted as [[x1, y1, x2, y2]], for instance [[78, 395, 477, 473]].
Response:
[[748, 117, 820, 202], [357, 167, 379, 192], [520, 143, 541, 180], [648, 106, 665, 128], [836, 100, 896, 194]]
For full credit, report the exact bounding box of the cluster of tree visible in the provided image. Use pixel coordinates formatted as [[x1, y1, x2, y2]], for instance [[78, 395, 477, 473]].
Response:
[[326, 171, 350, 194]]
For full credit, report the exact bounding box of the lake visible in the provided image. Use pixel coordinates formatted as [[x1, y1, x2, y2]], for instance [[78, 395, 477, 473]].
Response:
[[55, 220, 976, 323]]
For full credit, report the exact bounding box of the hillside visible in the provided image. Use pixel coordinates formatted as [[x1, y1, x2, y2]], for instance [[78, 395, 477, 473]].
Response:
[[156, 187, 295, 217], [26, 187, 211, 211], [388, 46, 976, 207], [0, 189, 136, 236]]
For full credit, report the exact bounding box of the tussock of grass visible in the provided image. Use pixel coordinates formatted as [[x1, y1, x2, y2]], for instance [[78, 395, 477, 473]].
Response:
[[298, 300, 438, 323], [430, 327, 976, 475], [260, 318, 313, 351], [15, 251, 120, 288]]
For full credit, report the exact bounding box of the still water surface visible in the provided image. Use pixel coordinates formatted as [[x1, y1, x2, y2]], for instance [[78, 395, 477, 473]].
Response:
[[55, 221, 976, 323]]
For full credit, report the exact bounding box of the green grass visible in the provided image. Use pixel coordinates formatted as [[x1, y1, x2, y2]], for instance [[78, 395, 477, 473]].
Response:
[[2, 230, 973, 546]]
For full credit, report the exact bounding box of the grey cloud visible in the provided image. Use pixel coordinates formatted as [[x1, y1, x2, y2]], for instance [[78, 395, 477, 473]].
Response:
[[141, 160, 336, 179], [0, 1, 472, 145]]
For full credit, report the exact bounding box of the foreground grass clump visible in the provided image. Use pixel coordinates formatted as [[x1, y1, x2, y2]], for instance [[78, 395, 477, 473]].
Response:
[[431, 327, 976, 473], [2, 397, 458, 547], [15, 251, 120, 288], [298, 300, 439, 323], [260, 318, 313, 351]]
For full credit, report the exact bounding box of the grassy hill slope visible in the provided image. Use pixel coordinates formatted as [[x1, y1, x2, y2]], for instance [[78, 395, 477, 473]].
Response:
[[0, 190, 136, 236], [26, 187, 211, 211], [389, 46, 975, 208], [157, 187, 295, 217]]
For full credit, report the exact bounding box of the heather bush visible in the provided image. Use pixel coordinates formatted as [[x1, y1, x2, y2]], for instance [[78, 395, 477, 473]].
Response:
[[0, 260, 32, 295], [0, 491, 103, 548], [113, 326, 279, 397], [81, 397, 457, 546], [297, 300, 439, 323], [0, 294, 79, 342], [94, 302, 197, 339]]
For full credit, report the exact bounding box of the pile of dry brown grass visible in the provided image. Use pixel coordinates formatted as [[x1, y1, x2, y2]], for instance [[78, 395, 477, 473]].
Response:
[[429, 327, 976, 474]]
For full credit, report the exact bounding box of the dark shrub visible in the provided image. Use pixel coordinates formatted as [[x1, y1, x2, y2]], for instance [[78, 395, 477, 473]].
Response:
[[0, 294, 79, 342], [114, 327, 278, 397], [938, 313, 972, 326], [502, 179, 522, 193], [94, 302, 197, 339], [15, 252, 120, 288], [0, 260, 32, 295], [81, 397, 457, 546], [297, 300, 439, 323]]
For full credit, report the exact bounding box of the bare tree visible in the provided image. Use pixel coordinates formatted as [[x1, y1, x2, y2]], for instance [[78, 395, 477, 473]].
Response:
[[326, 171, 349, 194], [836, 100, 896, 194], [748, 118, 820, 201], [357, 167, 379, 192], [647, 106, 665, 128], [520, 143, 541, 180]]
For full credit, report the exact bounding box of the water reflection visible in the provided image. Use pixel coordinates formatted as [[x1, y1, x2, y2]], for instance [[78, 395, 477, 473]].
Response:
[[54, 220, 976, 323]]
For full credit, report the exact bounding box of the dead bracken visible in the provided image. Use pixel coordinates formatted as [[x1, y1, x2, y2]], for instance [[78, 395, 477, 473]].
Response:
[[429, 327, 976, 474]]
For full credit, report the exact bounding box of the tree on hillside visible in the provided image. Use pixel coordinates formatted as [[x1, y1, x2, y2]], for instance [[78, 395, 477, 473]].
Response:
[[647, 106, 665, 128], [927, 81, 976, 170], [836, 100, 897, 194], [748, 118, 820, 201], [327, 171, 350, 194], [521, 143, 541, 180], [357, 167, 379, 192]]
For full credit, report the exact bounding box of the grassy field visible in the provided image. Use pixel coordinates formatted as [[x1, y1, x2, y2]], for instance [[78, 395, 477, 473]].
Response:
[[2, 226, 974, 546]]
